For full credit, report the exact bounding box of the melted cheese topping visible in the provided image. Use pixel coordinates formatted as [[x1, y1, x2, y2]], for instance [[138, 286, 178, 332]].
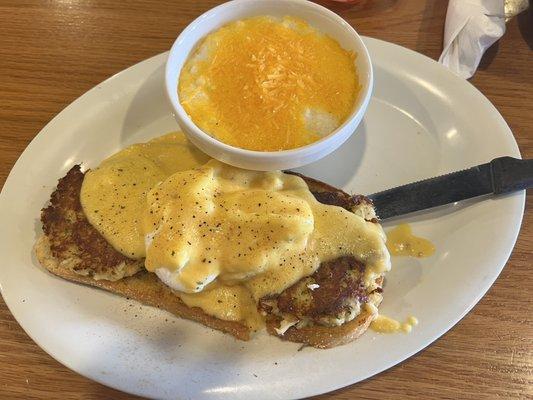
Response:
[[371, 315, 418, 334], [80, 132, 210, 258], [178, 16, 359, 151], [387, 224, 435, 258]]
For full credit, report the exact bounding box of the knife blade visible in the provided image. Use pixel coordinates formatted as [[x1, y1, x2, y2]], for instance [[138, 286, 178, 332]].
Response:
[[369, 157, 533, 220]]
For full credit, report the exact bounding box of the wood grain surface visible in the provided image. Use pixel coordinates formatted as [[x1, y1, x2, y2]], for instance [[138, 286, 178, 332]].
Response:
[[0, 1, 531, 399]]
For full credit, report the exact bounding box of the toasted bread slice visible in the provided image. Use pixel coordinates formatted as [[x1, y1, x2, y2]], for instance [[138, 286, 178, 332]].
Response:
[[35, 235, 251, 340], [36, 166, 383, 347]]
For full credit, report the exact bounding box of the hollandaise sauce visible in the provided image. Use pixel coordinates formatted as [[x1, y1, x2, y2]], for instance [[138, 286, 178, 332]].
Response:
[[371, 315, 418, 334], [386, 224, 435, 258], [178, 16, 360, 151], [81, 132, 210, 258], [80, 132, 390, 331], [143, 160, 389, 298]]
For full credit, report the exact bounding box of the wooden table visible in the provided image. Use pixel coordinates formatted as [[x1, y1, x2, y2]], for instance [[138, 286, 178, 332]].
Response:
[[0, 1, 531, 398]]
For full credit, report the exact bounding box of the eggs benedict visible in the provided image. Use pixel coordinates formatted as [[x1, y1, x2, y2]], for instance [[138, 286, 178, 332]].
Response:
[[36, 132, 390, 347]]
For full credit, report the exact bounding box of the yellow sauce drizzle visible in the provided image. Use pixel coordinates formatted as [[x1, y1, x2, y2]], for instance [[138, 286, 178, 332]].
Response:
[[178, 16, 359, 151], [386, 224, 435, 258], [179, 283, 264, 331], [80, 132, 210, 258], [371, 315, 419, 334]]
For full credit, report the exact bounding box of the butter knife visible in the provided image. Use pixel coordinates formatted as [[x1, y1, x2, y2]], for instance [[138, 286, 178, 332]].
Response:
[[369, 157, 533, 220]]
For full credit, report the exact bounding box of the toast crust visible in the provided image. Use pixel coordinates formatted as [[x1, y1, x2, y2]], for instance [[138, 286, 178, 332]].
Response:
[[264, 279, 383, 349], [35, 235, 250, 341], [265, 308, 378, 349]]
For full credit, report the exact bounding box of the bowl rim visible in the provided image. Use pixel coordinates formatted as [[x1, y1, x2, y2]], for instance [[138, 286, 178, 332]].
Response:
[[165, 0, 373, 158]]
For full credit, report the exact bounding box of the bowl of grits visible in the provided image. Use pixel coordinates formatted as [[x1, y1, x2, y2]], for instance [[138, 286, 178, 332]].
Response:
[[165, 0, 373, 170]]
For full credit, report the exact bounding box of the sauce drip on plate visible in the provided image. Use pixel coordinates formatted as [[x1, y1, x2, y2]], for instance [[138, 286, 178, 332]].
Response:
[[371, 315, 418, 333], [386, 224, 435, 258]]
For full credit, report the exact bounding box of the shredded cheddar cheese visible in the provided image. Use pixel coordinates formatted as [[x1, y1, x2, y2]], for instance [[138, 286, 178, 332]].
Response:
[[178, 16, 360, 151]]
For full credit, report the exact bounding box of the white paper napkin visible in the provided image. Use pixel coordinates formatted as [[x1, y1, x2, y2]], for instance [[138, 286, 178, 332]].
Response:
[[439, 0, 506, 79]]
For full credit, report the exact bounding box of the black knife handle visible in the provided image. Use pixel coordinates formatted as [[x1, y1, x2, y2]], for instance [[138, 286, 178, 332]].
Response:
[[369, 157, 532, 220], [491, 157, 533, 194], [368, 164, 494, 220]]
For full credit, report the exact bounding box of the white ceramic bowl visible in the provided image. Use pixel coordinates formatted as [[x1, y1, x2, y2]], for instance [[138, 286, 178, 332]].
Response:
[[165, 0, 373, 171]]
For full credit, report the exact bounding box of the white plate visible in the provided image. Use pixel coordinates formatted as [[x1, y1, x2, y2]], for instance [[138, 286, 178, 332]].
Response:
[[0, 38, 524, 400]]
